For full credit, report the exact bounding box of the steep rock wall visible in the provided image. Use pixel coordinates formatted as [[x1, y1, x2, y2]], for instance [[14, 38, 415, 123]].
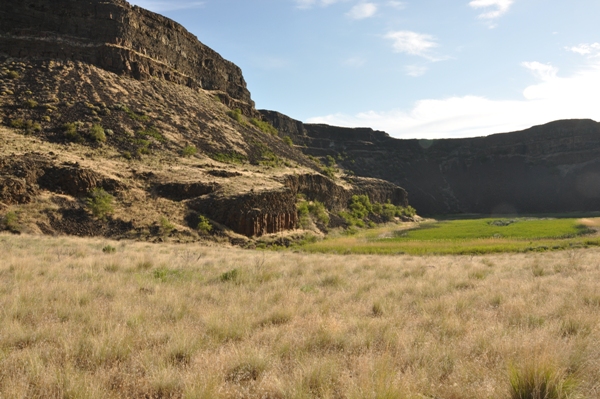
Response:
[[282, 174, 408, 211], [262, 110, 600, 215], [0, 0, 255, 114], [188, 190, 299, 237]]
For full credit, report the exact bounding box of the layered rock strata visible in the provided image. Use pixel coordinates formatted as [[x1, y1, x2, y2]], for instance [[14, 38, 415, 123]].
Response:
[[262, 111, 600, 216], [0, 0, 255, 114]]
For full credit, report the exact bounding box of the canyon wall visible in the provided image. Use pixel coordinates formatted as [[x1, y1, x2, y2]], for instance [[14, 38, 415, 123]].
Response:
[[0, 0, 255, 114], [262, 110, 600, 216]]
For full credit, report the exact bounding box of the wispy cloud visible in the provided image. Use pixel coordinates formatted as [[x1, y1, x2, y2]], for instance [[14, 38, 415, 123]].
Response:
[[306, 61, 600, 139], [469, 0, 514, 27], [128, 0, 205, 12], [567, 43, 600, 57], [346, 3, 377, 19], [521, 61, 558, 82], [384, 31, 441, 61], [387, 1, 406, 10], [295, 0, 346, 9], [405, 65, 428, 77]]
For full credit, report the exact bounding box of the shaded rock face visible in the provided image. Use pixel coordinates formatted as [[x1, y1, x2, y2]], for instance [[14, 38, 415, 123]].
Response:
[[262, 111, 600, 216], [189, 190, 298, 237], [0, 154, 120, 204], [0, 0, 255, 114], [283, 174, 408, 211], [187, 174, 407, 237]]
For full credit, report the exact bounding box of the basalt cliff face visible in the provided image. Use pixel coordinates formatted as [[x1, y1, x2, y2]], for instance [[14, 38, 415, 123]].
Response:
[[0, 0, 409, 241], [261, 110, 600, 216], [0, 0, 255, 114]]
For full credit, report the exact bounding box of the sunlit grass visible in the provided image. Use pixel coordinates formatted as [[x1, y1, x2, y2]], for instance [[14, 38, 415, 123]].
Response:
[[302, 217, 600, 255], [1, 233, 600, 398]]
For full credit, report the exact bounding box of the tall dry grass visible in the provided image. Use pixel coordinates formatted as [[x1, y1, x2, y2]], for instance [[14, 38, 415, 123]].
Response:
[[0, 233, 599, 398]]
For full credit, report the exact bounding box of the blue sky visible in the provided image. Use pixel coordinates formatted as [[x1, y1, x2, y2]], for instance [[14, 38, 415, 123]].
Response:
[[128, 0, 600, 139]]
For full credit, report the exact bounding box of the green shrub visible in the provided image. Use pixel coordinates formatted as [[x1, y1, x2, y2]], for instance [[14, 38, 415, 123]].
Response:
[[197, 215, 212, 234], [297, 200, 330, 229], [283, 136, 293, 146], [250, 118, 278, 135], [508, 363, 577, 399], [137, 126, 165, 142], [297, 201, 310, 229], [349, 195, 372, 219], [89, 124, 106, 142], [10, 119, 25, 129], [308, 201, 329, 226], [24, 99, 38, 109], [212, 151, 247, 164], [181, 145, 197, 157], [63, 123, 84, 143], [326, 155, 336, 167], [321, 166, 336, 179], [220, 268, 239, 282], [121, 105, 149, 122], [226, 108, 244, 124], [102, 245, 116, 254], [160, 216, 175, 235], [2, 211, 19, 232], [85, 188, 114, 220]]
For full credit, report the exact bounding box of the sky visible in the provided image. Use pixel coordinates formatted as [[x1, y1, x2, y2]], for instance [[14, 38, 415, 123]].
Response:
[[127, 0, 600, 139]]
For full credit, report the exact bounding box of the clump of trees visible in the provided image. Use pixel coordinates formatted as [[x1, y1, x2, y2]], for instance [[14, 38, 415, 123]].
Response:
[[339, 195, 416, 228]]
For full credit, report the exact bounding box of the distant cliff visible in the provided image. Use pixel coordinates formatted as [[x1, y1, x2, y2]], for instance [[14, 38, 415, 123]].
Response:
[[0, 0, 255, 114], [262, 110, 600, 215]]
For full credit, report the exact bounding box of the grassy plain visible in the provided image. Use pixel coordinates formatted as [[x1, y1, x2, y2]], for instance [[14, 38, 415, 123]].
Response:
[[1, 233, 600, 398], [303, 217, 600, 255]]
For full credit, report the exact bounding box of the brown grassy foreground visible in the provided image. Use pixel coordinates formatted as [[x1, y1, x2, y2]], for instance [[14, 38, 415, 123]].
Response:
[[1, 234, 599, 398]]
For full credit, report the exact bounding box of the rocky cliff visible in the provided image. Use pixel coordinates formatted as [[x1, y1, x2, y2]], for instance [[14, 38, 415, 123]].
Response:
[[262, 110, 600, 216], [0, 0, 410, 241], [0, 0, 255, 114]]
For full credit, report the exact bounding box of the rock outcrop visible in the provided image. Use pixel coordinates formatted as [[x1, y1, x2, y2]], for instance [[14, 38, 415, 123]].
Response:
[[283, 174, 408, 211], [0, 153, 120, 204], [261, 111, 600, 216], [0, 0, 255, 114], [189, 190, 299, 237]]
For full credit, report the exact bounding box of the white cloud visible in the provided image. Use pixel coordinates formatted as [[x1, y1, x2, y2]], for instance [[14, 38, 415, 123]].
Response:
[[469, 0, 514, 27], [295, 0, 346, 9], [384, 31, 440, 60], [347, 3, 378, 19], [405, 65, 428, 77], [387, 1, 406, 9], [567, 43, 600, 56], [306, 61, 600, 139], [127, 0, 205, 12], [521, 61, 558, 82]]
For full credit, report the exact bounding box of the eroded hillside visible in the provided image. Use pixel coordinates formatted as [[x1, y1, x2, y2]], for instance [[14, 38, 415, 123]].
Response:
[[0, 0, 409, 243]]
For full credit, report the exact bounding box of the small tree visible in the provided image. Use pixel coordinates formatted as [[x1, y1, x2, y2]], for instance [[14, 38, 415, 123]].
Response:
[[197, 215, 212, 234], [86, 188, 114, 220]]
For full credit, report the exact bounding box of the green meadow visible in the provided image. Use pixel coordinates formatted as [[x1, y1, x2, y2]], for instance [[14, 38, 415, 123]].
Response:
[[302, 217, 600, 255]]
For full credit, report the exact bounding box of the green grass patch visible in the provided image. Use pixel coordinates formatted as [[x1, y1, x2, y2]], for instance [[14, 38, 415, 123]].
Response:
[[391, 218, 589, 241], [300, 217, 599, 255], [250, 118, 278, 135]]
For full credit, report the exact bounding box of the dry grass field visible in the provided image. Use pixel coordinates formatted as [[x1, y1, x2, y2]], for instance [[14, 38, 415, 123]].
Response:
[[1, 233, 600, 398]]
